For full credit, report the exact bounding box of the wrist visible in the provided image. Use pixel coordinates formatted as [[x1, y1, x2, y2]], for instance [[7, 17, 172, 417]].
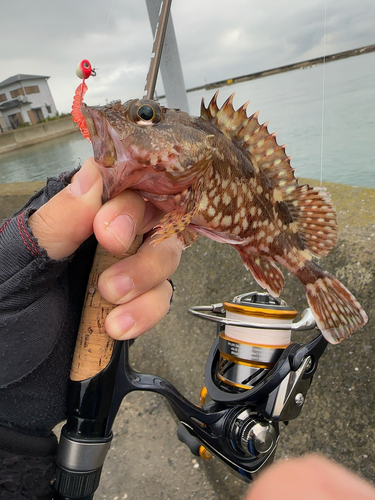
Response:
[[0, 424, 57, 457]]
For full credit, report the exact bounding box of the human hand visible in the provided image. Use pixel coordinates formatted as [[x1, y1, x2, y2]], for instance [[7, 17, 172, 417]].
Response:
[[0, 158, 183, 436], [29, 157, 183, 340], [0, 157, 183, 498], [245, 454, 375, 500]]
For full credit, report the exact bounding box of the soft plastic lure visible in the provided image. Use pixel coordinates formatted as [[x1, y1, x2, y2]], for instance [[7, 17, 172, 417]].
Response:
[[71, 59, 96, 142]]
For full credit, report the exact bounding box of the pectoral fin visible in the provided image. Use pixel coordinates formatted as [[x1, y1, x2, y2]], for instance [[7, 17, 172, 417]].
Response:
[[151, 184, 202, 246], [152, 208, 198, 244]]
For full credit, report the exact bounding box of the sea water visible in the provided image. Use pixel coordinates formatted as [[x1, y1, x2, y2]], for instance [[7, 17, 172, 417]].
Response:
[[0, 130, 93, 184], [184, 52, 375, 188], [0, 52, 374, 188]]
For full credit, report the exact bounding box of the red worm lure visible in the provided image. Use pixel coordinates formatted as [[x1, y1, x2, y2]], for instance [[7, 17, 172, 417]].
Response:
[[71, 59, 96, 142]]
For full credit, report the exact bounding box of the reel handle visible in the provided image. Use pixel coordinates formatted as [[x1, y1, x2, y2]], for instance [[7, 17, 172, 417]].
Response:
[[70, 235, 143, 382]]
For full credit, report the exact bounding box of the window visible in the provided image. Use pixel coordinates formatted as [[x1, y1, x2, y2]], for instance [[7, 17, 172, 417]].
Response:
[[10, 87, 24, 98], [8, 113, 24, 129], [46, 104, 52, 113], [24, 85, 40, 95], [0, 93, 6, 103]]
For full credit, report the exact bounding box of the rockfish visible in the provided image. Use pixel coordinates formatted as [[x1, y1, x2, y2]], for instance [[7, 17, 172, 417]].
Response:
[[79, 92, 368, 344]]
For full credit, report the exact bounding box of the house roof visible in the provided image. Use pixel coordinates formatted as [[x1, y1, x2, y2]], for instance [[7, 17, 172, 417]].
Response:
[[0, 74, 50, 88]]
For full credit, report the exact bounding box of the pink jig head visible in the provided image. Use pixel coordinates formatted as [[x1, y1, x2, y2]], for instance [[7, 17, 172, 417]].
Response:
[[71, 59, 96, 142], [76, 59, 97, 80]]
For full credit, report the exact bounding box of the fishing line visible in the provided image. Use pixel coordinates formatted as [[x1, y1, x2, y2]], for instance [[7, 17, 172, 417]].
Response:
[[319, 0, 327, 186], [93, 0, 116, 69]]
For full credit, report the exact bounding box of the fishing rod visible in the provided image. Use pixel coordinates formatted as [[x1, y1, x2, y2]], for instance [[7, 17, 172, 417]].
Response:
[[53, 1, 172, 498]]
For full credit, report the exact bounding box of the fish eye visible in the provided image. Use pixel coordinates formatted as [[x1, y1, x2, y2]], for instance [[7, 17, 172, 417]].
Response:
[[129, 101, 162, 125], [138, 105, 155, 121]]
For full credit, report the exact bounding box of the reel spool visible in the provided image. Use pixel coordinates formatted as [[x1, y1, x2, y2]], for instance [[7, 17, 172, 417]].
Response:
[[218, 292, 298, 392], [189, 292, 299, 393]]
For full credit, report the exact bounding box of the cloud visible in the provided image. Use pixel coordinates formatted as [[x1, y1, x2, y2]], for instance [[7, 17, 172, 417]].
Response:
[[1, 0, 374, 113]]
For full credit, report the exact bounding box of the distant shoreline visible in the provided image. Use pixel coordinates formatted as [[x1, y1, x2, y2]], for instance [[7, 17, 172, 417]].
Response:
[[160, 44, 375, 97]]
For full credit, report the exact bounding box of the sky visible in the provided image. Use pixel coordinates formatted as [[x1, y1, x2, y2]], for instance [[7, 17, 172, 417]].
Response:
[[1, 0, 374, 114]]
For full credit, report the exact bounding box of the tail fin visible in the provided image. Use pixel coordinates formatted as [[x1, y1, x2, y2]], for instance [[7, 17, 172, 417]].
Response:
[[304, 272, 368, 344]]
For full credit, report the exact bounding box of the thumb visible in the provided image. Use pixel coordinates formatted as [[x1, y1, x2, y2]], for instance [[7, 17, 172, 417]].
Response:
[[29, 158, 103, 259]]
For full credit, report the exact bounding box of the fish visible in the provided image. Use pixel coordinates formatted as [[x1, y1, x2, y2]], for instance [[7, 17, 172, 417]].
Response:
[[77, 92, 368, 344]]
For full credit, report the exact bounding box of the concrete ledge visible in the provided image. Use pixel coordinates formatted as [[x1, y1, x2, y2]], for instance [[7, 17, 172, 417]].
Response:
[[0, 180, 45, 222], [115, 180, 374, 499], [1, 180, 374, 498], [0, 116, 79, 154]]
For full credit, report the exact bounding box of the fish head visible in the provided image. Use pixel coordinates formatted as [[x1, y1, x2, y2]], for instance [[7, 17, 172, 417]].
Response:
[[81, 99, 212, 201]]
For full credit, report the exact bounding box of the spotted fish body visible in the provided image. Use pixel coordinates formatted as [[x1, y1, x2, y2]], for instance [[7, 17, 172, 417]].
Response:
[[80, 93, 368, 344]]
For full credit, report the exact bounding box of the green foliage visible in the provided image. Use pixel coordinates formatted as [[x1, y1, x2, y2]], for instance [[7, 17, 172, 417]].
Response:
[[45, 112, 61, 121]]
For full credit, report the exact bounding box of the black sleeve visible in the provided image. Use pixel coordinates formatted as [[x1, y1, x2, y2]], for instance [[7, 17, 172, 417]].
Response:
[[0, 426, 57, 500], [0, 171, 75, 391], [0, 171, 97, 499]]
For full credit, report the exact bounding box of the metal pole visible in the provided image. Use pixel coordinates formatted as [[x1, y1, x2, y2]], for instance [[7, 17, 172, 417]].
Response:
[[144, 0, 172, 100], [146, 0, 189, 111]]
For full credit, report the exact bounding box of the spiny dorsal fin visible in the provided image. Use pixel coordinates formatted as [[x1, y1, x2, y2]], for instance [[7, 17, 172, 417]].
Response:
[[201, 92, 338, 259], [201, 92, 298, 194]]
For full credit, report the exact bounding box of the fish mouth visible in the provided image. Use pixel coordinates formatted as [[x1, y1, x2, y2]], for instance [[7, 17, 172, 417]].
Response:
[[81, 103, 121, 201], [81, 103, 117, 168]]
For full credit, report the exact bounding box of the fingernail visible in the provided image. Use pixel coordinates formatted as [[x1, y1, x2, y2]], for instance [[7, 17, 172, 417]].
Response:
[[106, 274, 134, 301], [69, 162, 98, 196], [114, 314, 136, 339], [106, 214, 135, 250]]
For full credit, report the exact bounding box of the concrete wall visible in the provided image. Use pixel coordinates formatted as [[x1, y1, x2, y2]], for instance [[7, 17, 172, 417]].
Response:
[[1, 178, 374, 498], [0, 116, 78, 154]]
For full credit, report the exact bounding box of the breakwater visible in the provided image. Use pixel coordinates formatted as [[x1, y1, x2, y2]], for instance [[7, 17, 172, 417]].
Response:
[[0, 116, 79, 155], [161, 43, 375, 96]]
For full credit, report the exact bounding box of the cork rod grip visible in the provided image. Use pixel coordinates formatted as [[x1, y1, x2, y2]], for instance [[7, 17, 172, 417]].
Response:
[[70, 235, 143, 381]]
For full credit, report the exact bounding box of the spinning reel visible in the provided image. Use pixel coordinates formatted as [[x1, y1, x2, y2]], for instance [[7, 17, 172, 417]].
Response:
[[54, 291, 327, 498], [181, 291, 326, 479]]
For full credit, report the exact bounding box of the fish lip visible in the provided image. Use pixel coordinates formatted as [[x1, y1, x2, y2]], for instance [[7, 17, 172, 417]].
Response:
[[81, 103, 117, 168], [81, 103, 132, 202], [81, 103, 97, 140]]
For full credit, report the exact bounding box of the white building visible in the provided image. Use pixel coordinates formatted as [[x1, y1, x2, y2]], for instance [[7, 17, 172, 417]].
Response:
[[0, 74, 57, 131], [0, 112, 6, 133]]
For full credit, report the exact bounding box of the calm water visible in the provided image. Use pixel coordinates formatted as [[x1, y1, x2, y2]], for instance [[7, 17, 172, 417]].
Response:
[[0, 131, 92, 184], [0, 52, 374, 188]]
